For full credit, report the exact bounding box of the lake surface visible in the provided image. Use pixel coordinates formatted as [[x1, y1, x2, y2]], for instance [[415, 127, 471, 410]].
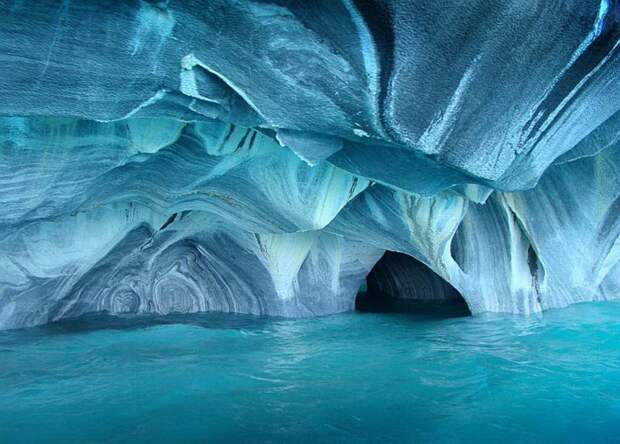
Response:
[[1, 302, 619, 443]]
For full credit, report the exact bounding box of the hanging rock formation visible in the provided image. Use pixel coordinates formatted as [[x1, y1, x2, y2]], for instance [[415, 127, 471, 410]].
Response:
[[0, 0, 618, 328]]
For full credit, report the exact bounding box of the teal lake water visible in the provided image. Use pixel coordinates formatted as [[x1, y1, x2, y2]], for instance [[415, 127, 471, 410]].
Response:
[[1, 302, 620, 443]]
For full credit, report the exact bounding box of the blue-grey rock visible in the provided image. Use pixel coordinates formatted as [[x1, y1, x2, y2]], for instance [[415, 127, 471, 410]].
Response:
[[0, 0, 618, 328]]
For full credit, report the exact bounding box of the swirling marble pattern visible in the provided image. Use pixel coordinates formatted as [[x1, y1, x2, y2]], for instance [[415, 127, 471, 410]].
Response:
[[0, 0, 618, 328], [0, 205, 382, 328]]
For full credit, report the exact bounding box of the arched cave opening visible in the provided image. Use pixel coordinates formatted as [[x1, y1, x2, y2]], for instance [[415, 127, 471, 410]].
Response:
[[356, 251, 471, 317]]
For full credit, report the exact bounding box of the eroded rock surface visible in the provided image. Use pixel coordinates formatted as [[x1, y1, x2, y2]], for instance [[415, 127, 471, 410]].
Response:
[[0, 0, 618, 328]]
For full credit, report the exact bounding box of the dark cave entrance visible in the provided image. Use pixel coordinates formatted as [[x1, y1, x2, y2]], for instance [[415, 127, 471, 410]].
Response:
[[356, 251, 471, 317]]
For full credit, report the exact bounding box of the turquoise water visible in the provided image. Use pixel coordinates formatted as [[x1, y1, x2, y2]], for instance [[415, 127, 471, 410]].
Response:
[[1, 303, 620, 444]]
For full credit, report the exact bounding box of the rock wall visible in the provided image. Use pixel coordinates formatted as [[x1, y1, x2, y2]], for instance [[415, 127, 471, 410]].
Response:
[[0, 0, 618, 328]]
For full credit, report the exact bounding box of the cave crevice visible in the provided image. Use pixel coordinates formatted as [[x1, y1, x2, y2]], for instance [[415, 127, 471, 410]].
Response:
[[356, 251, 471, 317]]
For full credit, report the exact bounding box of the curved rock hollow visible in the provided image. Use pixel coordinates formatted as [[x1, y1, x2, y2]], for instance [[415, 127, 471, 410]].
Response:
[[0, 0, 618, 328], [356, 251, 470, 315]]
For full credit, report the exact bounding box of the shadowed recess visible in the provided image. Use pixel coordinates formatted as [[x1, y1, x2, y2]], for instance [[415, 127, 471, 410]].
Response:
[[356, 251, 471, 317]]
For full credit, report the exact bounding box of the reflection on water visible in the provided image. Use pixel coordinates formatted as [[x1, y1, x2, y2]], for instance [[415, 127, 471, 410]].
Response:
[[1, 302, 620, 443]]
